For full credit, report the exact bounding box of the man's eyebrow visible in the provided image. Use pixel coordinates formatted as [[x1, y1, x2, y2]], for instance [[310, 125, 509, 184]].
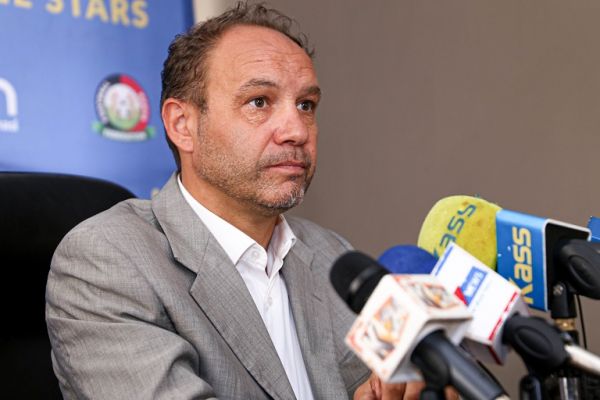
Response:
[[235, 80, 322, 101], [301, 85, 322, 98], [237, 79, 278, 93]]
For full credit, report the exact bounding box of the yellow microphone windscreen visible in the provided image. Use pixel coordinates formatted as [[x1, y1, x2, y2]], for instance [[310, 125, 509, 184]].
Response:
[[417, 195, 502, 268]]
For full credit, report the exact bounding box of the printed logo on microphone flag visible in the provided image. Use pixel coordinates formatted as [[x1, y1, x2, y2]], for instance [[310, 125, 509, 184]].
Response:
[[398, 277, 464, 310], [460, 266, 487, 306], [356, 296, 409, 362]]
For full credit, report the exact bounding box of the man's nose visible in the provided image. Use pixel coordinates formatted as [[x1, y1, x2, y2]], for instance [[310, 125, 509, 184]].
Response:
[[272, 104, 311, 146]]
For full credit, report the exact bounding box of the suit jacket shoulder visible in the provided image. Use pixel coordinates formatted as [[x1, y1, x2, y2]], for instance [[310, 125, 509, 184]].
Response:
[[46, 197, 219, 399]]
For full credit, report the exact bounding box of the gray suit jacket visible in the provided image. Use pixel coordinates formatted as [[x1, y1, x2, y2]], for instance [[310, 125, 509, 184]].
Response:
[[46, 175, 369, 399]]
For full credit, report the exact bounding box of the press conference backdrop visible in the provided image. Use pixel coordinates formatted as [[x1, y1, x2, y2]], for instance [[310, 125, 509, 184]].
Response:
[[0, 1, 193, 197]]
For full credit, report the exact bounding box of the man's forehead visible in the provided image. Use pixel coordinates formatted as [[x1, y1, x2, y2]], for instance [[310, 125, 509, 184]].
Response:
[[207, 25, 317, 87], [216, 24, 308, 59]]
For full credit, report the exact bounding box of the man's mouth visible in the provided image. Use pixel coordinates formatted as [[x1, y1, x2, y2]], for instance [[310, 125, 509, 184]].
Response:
[[271, 160, 306, 168], [267, 160, 308, 174]]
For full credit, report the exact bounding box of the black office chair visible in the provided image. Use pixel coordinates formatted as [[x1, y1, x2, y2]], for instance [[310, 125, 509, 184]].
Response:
[[0, 172, 135, 399]]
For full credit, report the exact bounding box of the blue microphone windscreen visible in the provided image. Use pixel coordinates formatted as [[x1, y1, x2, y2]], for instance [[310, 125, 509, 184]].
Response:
[[378, 245, 437, 274]]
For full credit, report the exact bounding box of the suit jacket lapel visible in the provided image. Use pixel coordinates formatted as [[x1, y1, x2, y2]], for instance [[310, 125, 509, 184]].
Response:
[[282, 239, 349, 400], [152, 175, 296, 400]]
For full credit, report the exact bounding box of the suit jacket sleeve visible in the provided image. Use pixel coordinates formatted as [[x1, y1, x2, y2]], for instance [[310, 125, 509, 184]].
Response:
[[46, 222, 217, 400]]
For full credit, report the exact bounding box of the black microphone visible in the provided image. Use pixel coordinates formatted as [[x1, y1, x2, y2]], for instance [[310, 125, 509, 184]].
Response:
[[330, 251, 388, 314]]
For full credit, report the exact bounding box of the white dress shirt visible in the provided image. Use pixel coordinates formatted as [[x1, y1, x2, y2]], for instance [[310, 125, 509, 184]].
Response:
[[177, 178, 315, 400]]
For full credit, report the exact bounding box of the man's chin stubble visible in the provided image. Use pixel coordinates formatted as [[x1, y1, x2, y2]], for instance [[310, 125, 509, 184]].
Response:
[[250, 185, 307, 216]]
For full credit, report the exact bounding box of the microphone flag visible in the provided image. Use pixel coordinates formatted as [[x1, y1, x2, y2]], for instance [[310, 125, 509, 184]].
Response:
[[496, 210, 589, 310], [432, 242, 529, 364], [345, 274, 471, 382]]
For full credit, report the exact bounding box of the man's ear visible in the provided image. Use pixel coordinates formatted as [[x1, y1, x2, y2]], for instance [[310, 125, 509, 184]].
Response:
[[161, 98, 197, 155]]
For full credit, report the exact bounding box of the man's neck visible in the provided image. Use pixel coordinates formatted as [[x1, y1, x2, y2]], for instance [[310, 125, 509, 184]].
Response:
[[181, 172, 278, 249]]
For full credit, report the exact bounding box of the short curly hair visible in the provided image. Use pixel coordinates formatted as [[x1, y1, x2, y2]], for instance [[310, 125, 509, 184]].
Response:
[[160, 1, 314, 170]]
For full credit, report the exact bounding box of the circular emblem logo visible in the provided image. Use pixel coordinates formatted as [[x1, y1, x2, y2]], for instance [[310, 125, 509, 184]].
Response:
[[93, 74, 155, 141]]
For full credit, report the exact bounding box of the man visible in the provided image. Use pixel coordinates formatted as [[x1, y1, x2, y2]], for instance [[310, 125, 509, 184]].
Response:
[[46, 3, 443, 399]]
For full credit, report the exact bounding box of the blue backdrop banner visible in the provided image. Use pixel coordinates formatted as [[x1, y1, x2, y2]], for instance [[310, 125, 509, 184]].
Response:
[[0, 0, 194, 197]]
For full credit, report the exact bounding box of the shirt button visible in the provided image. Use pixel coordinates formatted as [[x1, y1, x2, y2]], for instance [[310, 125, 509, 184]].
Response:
[[267, 297, 273, 306]]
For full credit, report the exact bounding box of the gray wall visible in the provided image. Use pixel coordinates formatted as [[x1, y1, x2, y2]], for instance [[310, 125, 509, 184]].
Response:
[[196, 1, 600, 397]]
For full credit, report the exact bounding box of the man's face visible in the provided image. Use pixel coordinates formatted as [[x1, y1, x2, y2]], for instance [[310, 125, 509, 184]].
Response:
[[191, 25, 320, 216]]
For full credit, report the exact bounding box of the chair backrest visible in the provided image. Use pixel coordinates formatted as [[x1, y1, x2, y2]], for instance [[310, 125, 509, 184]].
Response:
[[0, 172, 135, 399]]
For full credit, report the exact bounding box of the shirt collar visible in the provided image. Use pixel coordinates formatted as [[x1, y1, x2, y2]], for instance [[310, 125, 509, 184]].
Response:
[[267, 214, 297, 270], [177, 176, 296, 266]]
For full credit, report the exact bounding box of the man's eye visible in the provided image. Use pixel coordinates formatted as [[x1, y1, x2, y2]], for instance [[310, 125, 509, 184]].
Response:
[[249, 97, 267, 108], [297, 100, 315, 112]]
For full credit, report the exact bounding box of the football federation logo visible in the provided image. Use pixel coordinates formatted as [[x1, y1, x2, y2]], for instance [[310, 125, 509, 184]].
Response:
[[93, 74, 155, 141]]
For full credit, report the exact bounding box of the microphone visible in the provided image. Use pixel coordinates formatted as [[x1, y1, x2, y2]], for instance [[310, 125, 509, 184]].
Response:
[[378, 243, 528, 365], [417, 196, 501, 267], [378, 244, 437, 274], [431, 242, 529, 365], [377, 243, 600, 377], [503, 315, 600, 378], [330, 251, 507, 400], [331, 251, 388, 314], [417, 195, 596, 315]]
